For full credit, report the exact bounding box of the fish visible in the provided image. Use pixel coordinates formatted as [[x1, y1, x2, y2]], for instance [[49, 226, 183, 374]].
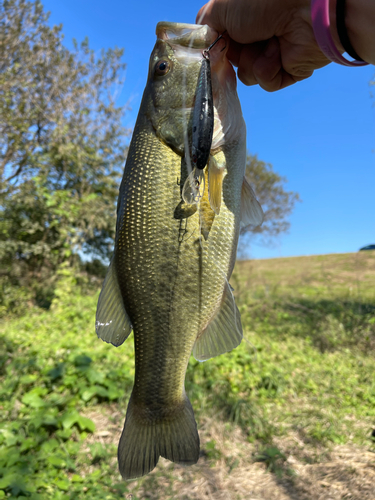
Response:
[[95, 21, 263, 480]]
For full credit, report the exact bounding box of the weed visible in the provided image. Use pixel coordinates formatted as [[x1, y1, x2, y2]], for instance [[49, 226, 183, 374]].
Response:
[[1, 252, 374, 498]]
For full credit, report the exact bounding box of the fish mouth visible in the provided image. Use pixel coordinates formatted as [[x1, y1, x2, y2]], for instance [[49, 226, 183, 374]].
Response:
[[154, 22, 243, 149], [156, 22, 218, 50], [155, 22, 230, 71]]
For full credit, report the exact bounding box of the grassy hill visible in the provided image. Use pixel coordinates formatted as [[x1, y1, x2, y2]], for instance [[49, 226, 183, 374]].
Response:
[[235, 251, 375, 298], [1, 252, 374, 499]]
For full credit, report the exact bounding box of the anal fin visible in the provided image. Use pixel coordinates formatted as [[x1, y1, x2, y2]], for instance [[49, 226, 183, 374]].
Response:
[[95, 258, 132, 347], [193, 280, 243, 361]]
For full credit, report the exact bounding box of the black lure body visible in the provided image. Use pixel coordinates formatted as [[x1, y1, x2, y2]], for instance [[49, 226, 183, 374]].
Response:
[[191, 56, 214, 171]]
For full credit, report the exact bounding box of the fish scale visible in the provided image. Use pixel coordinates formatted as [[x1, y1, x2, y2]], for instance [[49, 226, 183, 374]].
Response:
[[116, 115, 199, 407]]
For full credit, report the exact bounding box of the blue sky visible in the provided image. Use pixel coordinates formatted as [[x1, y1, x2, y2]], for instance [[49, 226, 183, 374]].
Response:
[[43, 0, 375, 260]]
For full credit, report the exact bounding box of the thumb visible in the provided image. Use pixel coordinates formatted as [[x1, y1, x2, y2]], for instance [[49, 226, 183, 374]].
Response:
[[196, 3, 210, 24], [196, 1, 226, 32]]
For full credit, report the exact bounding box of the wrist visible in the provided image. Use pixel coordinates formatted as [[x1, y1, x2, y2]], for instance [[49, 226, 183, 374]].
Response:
[[346, 0, 375, 64], [310, 0, 369, 66], [329, 0, 345, 54]]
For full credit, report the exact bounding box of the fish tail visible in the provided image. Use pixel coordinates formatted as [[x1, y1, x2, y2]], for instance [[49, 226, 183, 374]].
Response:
[[118, 396, 199, 479]]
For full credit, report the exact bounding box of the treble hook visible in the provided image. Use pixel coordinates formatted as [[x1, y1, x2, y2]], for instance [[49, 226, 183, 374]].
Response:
[[202, 30, 227, 59]]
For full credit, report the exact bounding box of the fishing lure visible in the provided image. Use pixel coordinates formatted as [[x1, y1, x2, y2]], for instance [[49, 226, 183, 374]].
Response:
[[192, 54, 214, 170], [182, 32, 226, 205]]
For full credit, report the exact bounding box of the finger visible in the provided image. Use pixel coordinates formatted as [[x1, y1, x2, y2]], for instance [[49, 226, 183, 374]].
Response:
[[196, 0, 246, 39], [233, 41, 268, 86], [252, 37, 306, 92], [252, 37, 284, 91], [196, 1, 219, 27], [226, 39, 242, 67], [197, 0, 277, 44]]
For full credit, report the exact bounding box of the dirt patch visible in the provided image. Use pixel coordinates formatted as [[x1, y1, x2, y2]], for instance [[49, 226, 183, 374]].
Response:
[[84, 406, 123, 447], [84, 407, 375, 499]]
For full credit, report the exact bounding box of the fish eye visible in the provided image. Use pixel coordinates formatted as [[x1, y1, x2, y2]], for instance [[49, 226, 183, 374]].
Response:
[[154, 60, 170, 76]]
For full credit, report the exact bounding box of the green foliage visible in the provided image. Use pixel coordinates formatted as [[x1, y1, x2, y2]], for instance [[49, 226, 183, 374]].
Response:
[[204, 440, 222, 461], [0, 279, 133, 498], [0, 0, 128, 309], [243, 154, 300, 242], [1, 253, 375, 496], [83, 258, 107, 279], [254, 446, 296, 478]]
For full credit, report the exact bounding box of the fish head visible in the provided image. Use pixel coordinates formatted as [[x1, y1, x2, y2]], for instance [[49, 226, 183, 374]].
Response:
[[144, 22, 245, 156]]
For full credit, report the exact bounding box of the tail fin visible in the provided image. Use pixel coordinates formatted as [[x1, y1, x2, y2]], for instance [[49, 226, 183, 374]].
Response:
[[118, 396, 199, 480]]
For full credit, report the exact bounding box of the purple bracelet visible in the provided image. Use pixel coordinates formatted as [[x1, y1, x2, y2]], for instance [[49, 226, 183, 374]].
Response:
[[311, 0, 368, 66]]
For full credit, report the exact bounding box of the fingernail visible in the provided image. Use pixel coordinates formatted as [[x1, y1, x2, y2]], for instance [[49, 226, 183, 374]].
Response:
[[264, 39, 278, 58]]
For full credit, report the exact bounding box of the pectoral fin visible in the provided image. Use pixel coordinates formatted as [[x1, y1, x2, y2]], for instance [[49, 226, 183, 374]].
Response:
[[193, 281, 243, 361], [199, 168, 215, 240], [96, 258, 132, 347], [208, 154, 224, 215], [240, 177, 264, 229]]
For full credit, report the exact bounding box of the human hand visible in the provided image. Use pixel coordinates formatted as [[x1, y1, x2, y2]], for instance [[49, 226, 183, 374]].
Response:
[[196, 0, 332, 91]]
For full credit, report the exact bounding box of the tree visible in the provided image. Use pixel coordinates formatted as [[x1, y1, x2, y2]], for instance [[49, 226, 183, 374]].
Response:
[[243, 154, 300, 244], [0, 0, 298, 312], [0, 0, 128, 294]]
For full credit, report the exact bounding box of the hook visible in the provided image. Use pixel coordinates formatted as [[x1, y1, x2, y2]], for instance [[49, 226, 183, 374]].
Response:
[[202, 30, 227, 59]]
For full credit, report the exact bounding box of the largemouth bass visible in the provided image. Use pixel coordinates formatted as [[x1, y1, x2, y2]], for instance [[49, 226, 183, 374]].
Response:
[[96, 22, 263, 480]]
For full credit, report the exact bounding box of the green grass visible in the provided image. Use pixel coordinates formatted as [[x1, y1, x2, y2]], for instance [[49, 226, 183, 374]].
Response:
[[1, 252, 375, 498]]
